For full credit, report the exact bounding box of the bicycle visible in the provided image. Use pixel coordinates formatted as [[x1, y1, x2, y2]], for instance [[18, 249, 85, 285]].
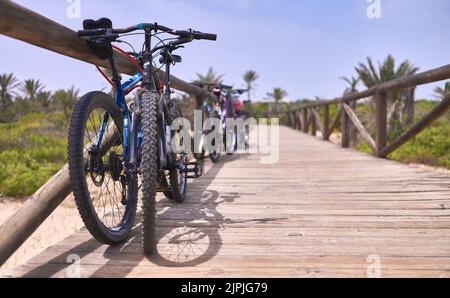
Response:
[[195, 84, 249, 157], [229, 88, 251, 150], [68, 17, 216, 254], [216, 85, 245, 155], [194, 83, 224, 163]]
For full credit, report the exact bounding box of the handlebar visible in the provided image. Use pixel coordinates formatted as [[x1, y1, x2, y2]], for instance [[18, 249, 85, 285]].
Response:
[[78, 23, 217, 41], [233, 89, 249, 94]]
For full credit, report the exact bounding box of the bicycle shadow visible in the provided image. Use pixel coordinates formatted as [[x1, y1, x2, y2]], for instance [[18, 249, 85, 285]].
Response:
[[22, 153, 283, 277]]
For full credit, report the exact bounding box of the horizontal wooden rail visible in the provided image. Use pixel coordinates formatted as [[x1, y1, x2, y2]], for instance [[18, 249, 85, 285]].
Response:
[[0, 0, 207, 100], [288, 64, 450, 111]]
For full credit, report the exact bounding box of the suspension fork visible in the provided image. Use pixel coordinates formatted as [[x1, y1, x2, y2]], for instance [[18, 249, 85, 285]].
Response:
[[140, 30, 170, 169]]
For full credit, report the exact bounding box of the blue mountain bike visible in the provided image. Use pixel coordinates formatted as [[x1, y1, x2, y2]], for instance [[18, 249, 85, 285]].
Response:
[[68, 18, 216, 254]]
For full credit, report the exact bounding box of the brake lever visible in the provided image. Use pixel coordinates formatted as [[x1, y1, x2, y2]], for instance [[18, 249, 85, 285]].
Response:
[[166, 43, 185, 51]]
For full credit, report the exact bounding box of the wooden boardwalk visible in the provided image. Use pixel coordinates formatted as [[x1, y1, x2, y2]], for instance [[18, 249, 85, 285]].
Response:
[[4, 126, 450, 277]]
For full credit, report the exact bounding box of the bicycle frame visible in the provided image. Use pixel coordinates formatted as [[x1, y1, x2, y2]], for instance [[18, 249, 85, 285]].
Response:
[[94, 70, 142, 162], [95, 57, 175, 172]]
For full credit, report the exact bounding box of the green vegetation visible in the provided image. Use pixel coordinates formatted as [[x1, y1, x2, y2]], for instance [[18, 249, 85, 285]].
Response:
[[243, 70, 259, 103], [0, 73, 77, 197], [194, 67, 224, 85], [355, 55, 419, 139], [388, 121, 449, 169], [351, 100, 450, 169], [0, 112, 68, 197], [266, 88, 288, 114], [387, 100, 450, 169]]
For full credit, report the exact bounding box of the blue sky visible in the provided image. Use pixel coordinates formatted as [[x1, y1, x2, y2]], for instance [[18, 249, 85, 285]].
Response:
[[1, 0, 450, 101]]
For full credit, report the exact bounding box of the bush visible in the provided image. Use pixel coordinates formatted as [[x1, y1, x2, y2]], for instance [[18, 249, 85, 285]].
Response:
[[356, 101, 450, 170], [0, 112, 68, 197], [388, 121, 450, 169]]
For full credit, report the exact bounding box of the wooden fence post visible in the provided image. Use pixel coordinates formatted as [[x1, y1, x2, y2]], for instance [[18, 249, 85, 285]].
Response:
[[297, 111, 302, 131], [341, 104, 350, 148], [349, 100, 358, 147], [302, 109, 308, 133], [311, 108, 317, 136], [323, 105, 330, 140], [375, 91, 388, 156], [285, 112, 291, 127], [292, 111, 296, 129]]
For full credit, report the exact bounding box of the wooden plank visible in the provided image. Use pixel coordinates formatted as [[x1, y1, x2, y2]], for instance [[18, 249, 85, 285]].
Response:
[[4, 126, 450, 278], [8, 262, 450, 278], [343, 103, 377, 153]]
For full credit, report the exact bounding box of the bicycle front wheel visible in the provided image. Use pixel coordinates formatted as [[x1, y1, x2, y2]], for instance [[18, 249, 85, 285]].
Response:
[[141, 91, 160, 255], [68, 91, 138, 244]]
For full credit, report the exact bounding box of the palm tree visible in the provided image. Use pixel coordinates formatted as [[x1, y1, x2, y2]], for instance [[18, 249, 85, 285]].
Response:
[[36, 91, 52, 109], [340, 76, 360, 94], [355, 55, 419, 132], [433, 81, 450, 100], [21, 79, 45, 101], [0, 73, 20, 107], [267, 87, 288, 114], [53, 86, 79, 117], [243, 70, 259, 102], [195, 67, 224, 85]]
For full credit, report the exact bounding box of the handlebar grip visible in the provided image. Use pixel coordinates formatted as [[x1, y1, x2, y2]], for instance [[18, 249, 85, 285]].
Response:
[[192, 31, 217, 41], [77, 29, 107, 37]]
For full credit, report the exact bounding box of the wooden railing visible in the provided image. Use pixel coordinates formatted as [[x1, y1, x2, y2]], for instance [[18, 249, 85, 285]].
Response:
[[0, 0, 213, 266], [285, 65, 450, 157]]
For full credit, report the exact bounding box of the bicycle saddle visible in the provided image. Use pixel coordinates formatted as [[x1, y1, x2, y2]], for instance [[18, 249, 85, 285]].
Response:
[[81, 18, 114, 60], [83, 17, 113, 30]]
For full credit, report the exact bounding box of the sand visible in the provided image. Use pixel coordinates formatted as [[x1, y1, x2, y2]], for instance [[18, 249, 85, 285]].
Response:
[[0, 195, 84, 275]]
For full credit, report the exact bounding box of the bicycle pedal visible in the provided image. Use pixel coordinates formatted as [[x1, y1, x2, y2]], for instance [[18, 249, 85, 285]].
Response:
[[181, 162, 203, 179]]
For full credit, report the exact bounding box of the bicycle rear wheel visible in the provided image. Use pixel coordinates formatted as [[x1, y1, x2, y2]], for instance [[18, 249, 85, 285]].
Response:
[[68, 91, 137, 244]]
